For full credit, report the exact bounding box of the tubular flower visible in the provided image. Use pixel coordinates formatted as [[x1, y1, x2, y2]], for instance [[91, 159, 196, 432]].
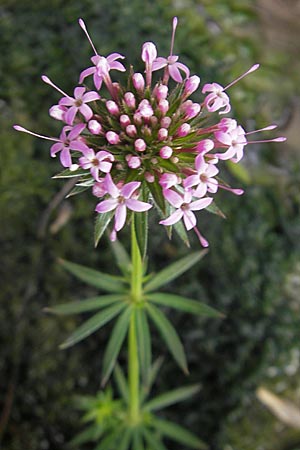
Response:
[[14, 17, 286, 246]]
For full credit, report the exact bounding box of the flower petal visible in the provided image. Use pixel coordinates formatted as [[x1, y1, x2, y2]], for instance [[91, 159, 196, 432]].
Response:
[[163, 189, 183, 208], [79, 103, 93, 121], [159, 209, 183, 227], [95, 198, 118, 213], [115, 204, 127, 231], [65, 106, 78, 125], [79, 66, 96, 84], [125, 199, 152, 212], [183, 209, 196, 231], [121, 181, 141, 199], [189, 197, 213, 211]]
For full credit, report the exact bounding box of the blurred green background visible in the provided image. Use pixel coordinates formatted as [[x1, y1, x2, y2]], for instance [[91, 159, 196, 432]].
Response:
[[1, 0, 300, 449]]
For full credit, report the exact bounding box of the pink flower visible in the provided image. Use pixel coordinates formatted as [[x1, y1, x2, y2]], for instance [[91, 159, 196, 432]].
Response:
[[79, 53, 126, 90], [215, 126, 247, 162], [160, 189, 212, 231], [95, 174, 152, 237], [202, 83, 231, 114], [59, 87, 100, 125], [141, 42, 157, 86], [50, 124, 88, 167], [79, 148, 114, 180], [184, 154, 219, 197]]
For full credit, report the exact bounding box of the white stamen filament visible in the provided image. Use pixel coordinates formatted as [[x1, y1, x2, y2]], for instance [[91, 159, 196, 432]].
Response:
[[41, 75, 70, 98], [13, 125, 59, 142], [245, 125, 277, 135], [224, 64, 260, 91], [78, 18, 98, 55], [170, 17, 178, 56]]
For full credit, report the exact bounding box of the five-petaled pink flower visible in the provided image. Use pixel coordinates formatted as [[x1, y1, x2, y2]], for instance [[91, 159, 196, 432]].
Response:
[[95, 174, 152, 239], [184, 155, 219, 197], [50, 123, 88, 167], [59, 87, 100, 125], [79, 53, 126, 90], [202, 83, 231, 114], [214, 126, 247, 163], [79, 148, 114, 181]]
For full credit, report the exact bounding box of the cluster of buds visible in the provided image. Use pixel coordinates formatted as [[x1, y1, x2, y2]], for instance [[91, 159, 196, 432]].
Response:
[[14, 17, 285, 246]]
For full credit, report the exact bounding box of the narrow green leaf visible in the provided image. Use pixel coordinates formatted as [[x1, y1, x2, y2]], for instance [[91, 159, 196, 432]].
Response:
[[146, 304, 188, 374], [144, 250, 207, 293], [101, 306, 132, 385], [44, 295, 126, 315], [118, 428, 132, 450], [135, 210, 148, 261], [152, 418, 207, 449], [111, 239, 131, 276], [60, 302, 125, 349], [94, 210, 115, 247], [173, 218, 190, 247], [206, 201, 226, 219], [135, 307, 152, 383], [94, 430, 124, 450], [143, 384, 201, 412], [58, 259, 126, 293], [146, 179, 165, 213], [114, 364, 129, 404], [52, 168, 88, 178], [66, 183, 91, 198], [141, 357, 164, 404], [143, 428, 168, 450], [132, 427, 145, 450], [146, 293, 222, 318], [68, 424, 102, 447]]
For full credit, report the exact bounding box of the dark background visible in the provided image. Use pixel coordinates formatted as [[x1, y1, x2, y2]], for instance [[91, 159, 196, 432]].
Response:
[[1, 0, 300, 449]]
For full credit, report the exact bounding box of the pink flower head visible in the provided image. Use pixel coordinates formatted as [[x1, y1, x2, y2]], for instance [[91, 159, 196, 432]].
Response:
[[159, 188, 213, 246], [215, 126, 247, 162], [202, 83, 231, 114], [59, 86, 100, 125], [50, 124, 88, 167], [79, 148, 114, 180], [183, 154, 219, 197], [95, 174, 152, 237]]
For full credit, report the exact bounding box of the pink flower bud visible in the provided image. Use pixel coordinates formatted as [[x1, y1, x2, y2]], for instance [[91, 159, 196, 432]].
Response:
[[145, 172, 155, 183], [137, 99, 154, 118], [177, 123, 191, 137], [126, 124, 137, 137], [158, 128, 168, 141], [171, 156, 179, 163], [141, 125, 151, 137], [106, 131, 120, 144], [160, 117, 172, 128], [155, 84, 168, 101], [141, 42, 157, 65], [133, 113, 143, 125], [196, 139, 215, 153], [126, 154, 141, 169], [158, 100, 169, 115], [120, 114, 131, 128], [184, 75, 200, 97], [49, 104, 67, 121], [106, 100, 120, 115], [159, 146, 173, 159], [132, 73, 145, 91], [150, 116, 158, 127], [134, 138, 146, 152], [184, 103, 201, 119], [88, 119, 103, 135], [124, 92, 136, 109]]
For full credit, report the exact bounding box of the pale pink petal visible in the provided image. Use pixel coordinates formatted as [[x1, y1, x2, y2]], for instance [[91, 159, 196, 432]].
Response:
[[125, 199, 152, 212], [50, 142, 63, 157], [69, 141, 89, 152], [65, 106, 78, 125], [175, 62, 190, 79], [60, 148, 72, 167], [79, 103, 93, 121], [207, 180, 218, 193], [107, 52, 125, 62], [195, 154, 206, 172], [91, 166, 100, 181], [59, 97, 75, 107], [79, 66, 96, 84], [152, 58, 167, 71], [93, 72, 103, 90], [168, 64, 182, 83], [69, 123, 86, 140], [163, 189, 183, 208], [121, 181, 141, 199], [109, 61, 126, 72], [80, 147, 95, 158], [215, 146, 237, 160], [214, 131, 232, 146], [82, 91, 100, 102], [206, 164, 219, 177], [194, 183, 207, 198], [98, 161, 113, 173], [104, 174, 119, 198], [183, 174, 200, 189], [74, 86, 86, 98], [189, 197, 213, 211], [115, 204, 127, 231], [183, 210, 196, 231], [95, 198, 118, 213], [97, 150, 114, 161], [79, 156, 92, 169], [159, 209, 183, 227]]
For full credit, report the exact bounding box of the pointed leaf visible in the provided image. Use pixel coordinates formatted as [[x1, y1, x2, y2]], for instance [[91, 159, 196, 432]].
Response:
[[146, 304, 188, 374], [144, 251, 207, 293], [143, 384, 201, 412], [45, 295, 126, 315], [60, 302, 126, 349], [146, 293, 222, 318], [152, 418, 207, 449], [68, 424, 103, 447], [141, 357, 164, 404], [53, 168, 88, 178], [118, 428, 132, 450], [206, 201, 226, 219], [173, 218, 190, 247], [135, 210, 148, 261], [58, 259, 126, 293], [94, 430, 124, 450], [135, 307, 152, 383], [132, 427, 145, 450], [94, 210, 115, 247], [147, 179, 165, 213], [143, 428, 168, 450], [114, 364, 129, 404], [102, 306, 132, 385]]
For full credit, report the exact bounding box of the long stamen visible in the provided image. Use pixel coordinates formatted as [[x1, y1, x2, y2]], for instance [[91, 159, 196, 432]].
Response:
[[78, 18, 98, 55], [246, 137, 286, 144], [209, 178, 244, 195], [41, 75, 70, 98], [170, 17, 178, 56], [13, 125, 59, 142], [224, 64, 260, 91], [245, 124, 277, 135], [193, 226, 209, 248]]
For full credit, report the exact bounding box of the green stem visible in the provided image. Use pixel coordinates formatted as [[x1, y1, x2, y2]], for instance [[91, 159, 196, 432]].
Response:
[[128, 215, 143, 424]]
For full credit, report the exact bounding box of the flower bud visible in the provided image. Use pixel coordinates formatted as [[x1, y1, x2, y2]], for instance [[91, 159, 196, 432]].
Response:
[[106, 100, 120, 116], [132, 73, 145, 91], [141, 42, 157, 65], [155, 84, 168, 101], [106, 131, 120, 144], [160, 117, 172, 128], [141, 125, 152, 137], [49, 104, 67, 121], [124, 92, 136, 109], [137, 99, 153, 118], [133, 113, 143, 126], [159, 146, 173, 159], [126, 124, 137, 137], [134, 138, 146, 152], [184, 75, 200, 97], [145, 172, 155, 183], [120, 114, 131, 128], [196, 139, 214, 154], [177, 123, 191, 137], [88, 119, 102, 135], [158, 100, 169, 115], [158, 128, 168, 141], [126, 154, 141, 169], [184, 103, 201, 119]]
